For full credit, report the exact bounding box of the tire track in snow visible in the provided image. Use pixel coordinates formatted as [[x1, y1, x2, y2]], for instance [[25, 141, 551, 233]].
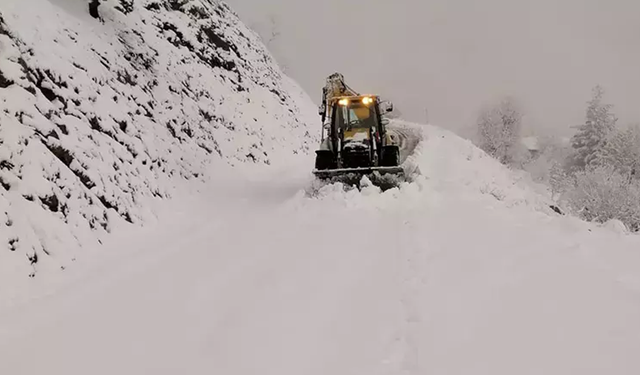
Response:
[[379, 122, 430, 374], [379, 122, 429, 374], [383, 216, 429, 375]]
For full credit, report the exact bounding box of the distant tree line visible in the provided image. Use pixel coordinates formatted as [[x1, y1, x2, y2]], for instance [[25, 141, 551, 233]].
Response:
[[474, 85, 640, 232]]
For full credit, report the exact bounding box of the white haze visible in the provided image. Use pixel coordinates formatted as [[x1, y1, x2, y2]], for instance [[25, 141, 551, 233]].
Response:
[[226, 0, 640, 137]]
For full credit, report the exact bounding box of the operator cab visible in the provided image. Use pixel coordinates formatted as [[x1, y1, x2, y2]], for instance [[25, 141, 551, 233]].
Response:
[[322, 95, 386, 140], [335, 97, 378, 131]]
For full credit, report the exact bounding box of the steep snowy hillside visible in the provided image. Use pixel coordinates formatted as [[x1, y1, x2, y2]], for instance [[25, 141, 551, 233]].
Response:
[[0, 0, 318, 279]]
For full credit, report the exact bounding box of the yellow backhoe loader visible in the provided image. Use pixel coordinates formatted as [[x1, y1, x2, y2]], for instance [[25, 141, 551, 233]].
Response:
[[312, 73, 403, 185]]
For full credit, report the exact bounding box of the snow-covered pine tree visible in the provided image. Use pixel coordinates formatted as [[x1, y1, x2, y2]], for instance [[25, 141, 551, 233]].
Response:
[[568, 85, 617, 171]]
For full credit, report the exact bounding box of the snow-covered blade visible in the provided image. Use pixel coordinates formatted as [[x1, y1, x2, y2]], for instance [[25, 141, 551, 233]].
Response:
[[312, 166, 405, 191], [313, 165, 404, 178]]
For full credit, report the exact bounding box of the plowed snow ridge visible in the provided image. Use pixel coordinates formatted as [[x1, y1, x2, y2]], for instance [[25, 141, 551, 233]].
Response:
[[1, 122, 640, 375]]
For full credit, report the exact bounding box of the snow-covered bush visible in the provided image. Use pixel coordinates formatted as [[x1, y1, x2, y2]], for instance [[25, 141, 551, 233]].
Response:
[[596, 123, 640, 178], [548, 161, 574, 199], [476, 97, 523, 165], [561, 165, 640, 231]]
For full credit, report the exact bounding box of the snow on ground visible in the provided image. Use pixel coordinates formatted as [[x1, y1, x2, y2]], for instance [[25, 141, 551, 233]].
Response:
[[0, 0, 318, 281], [1, 121, 640, 375]]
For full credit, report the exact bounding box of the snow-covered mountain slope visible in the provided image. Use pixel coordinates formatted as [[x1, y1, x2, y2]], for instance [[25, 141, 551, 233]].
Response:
[[2, 121, 640, 375], [0, 0, 318, 279]]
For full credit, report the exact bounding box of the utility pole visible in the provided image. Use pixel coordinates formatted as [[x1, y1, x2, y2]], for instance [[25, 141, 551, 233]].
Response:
[[425, 107, 429, 124]]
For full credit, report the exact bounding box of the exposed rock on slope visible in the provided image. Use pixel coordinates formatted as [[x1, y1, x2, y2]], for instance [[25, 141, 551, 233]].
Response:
[[0, 0, 318, 278]]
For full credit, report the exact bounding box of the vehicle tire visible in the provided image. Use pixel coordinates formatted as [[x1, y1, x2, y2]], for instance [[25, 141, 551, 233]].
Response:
[[381, 146, 399, 166], [315, 150, 335, 170]]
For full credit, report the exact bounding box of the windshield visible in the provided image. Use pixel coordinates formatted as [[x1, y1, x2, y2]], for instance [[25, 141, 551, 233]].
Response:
[[335, 101, 377, 130]]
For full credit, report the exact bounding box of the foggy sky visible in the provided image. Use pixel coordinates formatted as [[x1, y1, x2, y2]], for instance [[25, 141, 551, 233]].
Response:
[[225, 0, 640, 138]]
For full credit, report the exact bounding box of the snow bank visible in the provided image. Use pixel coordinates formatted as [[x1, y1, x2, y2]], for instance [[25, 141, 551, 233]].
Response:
[[411, 122, 555, 211], [297, 120, 556, 217], [0, 0, 318, 280]]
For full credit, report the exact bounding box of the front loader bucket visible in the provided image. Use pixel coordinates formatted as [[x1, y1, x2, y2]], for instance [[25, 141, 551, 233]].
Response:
[[312, 166, 405, 191], [312, 166, 404, 179]]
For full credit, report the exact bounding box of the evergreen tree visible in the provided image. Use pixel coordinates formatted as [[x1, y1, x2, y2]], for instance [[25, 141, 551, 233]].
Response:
[[568, 85, 617, 171]]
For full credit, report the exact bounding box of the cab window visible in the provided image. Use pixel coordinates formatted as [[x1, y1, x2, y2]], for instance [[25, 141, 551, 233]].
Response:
[[336, 102, 376, 130]]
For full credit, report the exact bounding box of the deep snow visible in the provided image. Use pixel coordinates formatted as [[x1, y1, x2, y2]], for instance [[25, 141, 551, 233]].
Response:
[[1, 122, 640, 375]]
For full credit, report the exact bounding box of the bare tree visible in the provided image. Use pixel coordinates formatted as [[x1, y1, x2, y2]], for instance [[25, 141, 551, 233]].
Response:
[[476, 96, 523, 165], [549, 160, 574, 199], [266, 15, 281, 46], [249, 14, 289, 73]]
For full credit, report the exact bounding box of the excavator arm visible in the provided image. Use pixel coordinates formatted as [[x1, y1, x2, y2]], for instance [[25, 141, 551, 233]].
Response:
[[319, 72, 359, 123]]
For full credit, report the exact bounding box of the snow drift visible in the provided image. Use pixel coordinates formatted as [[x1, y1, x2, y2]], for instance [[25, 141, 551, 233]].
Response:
[[0, 0, 318, 279]]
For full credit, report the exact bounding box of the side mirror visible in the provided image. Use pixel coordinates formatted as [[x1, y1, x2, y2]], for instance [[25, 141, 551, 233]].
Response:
[[379, 101, 394, 113], [318, 104, 326, 116]]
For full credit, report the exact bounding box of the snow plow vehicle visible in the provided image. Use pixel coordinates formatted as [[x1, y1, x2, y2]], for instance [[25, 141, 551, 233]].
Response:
[[312, 73, 403, 186]]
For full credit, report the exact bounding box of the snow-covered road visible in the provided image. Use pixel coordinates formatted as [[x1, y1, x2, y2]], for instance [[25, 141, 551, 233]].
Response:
[[2, 123, 640, 375]]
